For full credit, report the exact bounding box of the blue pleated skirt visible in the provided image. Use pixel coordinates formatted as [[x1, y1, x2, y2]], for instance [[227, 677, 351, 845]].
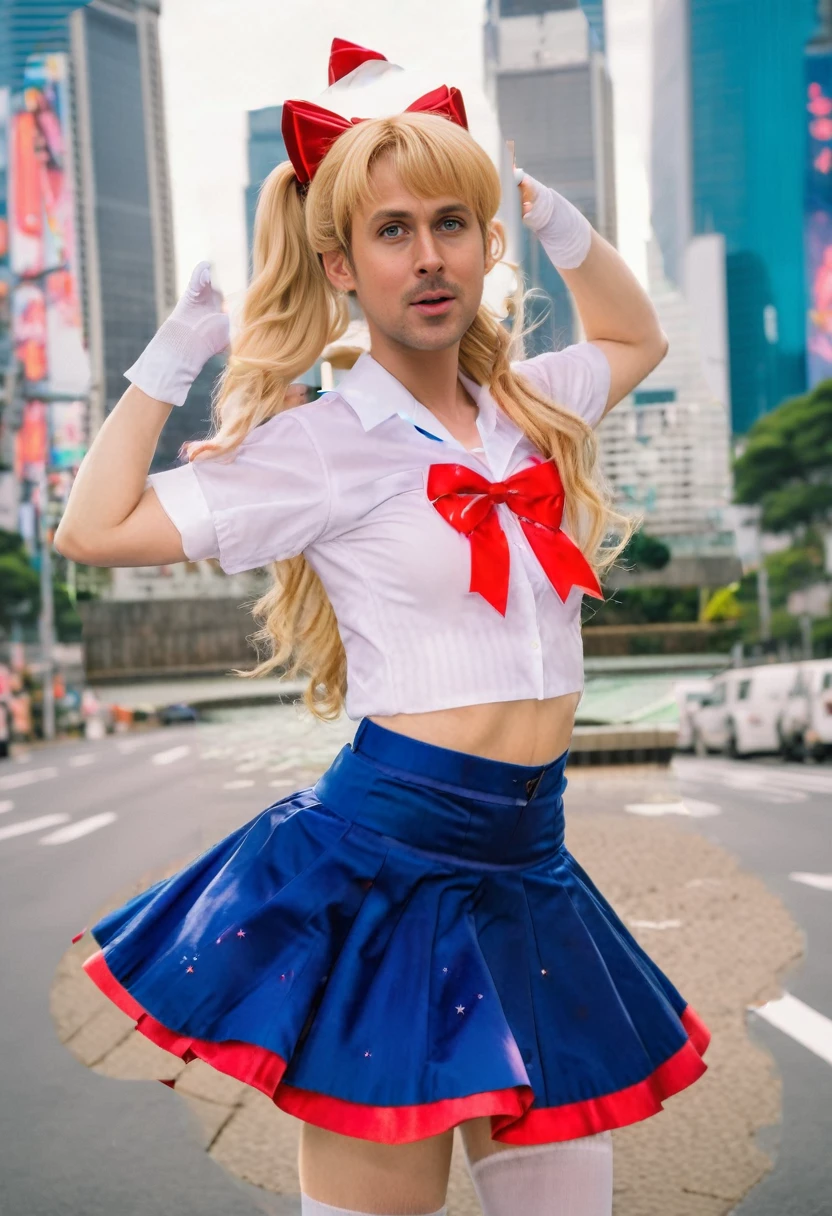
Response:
[[81, 717, 709, 1144]]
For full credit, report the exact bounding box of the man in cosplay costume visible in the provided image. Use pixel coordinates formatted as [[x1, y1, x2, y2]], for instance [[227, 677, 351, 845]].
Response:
[[56, 36, 710, 1216]]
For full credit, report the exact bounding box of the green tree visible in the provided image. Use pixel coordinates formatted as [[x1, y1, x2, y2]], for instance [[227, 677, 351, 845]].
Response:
[[616, 530, 671, 572], [0, 527, 83, 641], [733, 382, 832, 532]]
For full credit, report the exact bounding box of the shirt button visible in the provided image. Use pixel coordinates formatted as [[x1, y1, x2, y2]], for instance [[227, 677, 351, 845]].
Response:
[[531, 640, 540, 650]]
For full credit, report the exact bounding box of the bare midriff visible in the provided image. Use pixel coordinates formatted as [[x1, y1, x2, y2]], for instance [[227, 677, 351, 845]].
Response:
[[368, 691, 582, 766]]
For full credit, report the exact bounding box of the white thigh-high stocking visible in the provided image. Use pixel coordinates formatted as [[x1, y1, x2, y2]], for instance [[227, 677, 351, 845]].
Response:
[[300, 1197, 446, 1216], [465, 1132, 613, 1216]]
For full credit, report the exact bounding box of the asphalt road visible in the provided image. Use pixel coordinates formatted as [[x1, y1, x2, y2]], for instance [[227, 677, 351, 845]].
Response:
[[673, 754, 832, 1216], [0, 711, 830, 1215], [0, 715, 331, 1216]]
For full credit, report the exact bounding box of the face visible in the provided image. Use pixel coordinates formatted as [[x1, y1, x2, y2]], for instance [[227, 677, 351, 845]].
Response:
[[322, 156, 494, 354]]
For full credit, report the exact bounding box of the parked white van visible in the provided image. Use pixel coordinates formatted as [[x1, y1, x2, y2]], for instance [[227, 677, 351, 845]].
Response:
[[776, 658, 832, 762], [691, 663, 798, 758]]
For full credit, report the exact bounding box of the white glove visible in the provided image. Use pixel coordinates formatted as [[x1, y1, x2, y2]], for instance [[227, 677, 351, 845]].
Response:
[[124, 261, 231, 406], [513, 166, 592, 270]]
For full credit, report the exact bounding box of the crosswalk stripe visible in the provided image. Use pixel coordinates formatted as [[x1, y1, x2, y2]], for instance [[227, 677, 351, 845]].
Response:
[[790, 872, 832, 891], [151, 745, 191, 766], [0, 814, 70, 842], [0, 767, 59, 792], [68, 754, 96, 768], [0, 800, 13, 815], [40, 813, 117, 844], [752, 993, 832, 1067]]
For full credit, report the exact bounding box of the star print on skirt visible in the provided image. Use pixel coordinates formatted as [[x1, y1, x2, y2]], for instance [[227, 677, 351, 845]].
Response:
[[80, 717, 710, 1145]]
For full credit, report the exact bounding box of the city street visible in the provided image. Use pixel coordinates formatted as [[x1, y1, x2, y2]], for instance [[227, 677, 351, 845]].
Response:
[[0, 706, 829, 1214]]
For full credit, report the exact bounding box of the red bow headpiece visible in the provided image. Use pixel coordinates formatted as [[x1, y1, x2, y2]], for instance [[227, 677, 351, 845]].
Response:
[[426, 458, 604, 616], [282, 37, 469, 185]]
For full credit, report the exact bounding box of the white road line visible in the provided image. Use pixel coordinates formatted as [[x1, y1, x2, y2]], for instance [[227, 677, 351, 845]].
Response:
[[752, 994, 832, 1067], [223, 779, 255, 790], [624, 799, 720, 818], [790, 872, 832, 891], [0, 799, 13, 815], [40, 813, 117, 845], [0, 814, 70, 842], [676, 757, 832, 796], [151, 745, 191, 766], [68, 754, 97, 768], [0, 766, 59, 792], [630, 919, 682, 930]]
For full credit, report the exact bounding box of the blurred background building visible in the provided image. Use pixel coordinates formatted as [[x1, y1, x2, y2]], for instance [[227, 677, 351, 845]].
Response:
[[485, 0, 617, 353], [651, 0, 818, 435]]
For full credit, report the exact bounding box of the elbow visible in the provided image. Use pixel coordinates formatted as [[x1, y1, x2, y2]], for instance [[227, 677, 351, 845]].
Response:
[[651, 329, 670, 367], [53, 527, 100, 566]]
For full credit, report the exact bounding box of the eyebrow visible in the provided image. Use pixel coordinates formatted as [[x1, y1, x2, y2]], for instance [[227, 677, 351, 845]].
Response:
[[367, 202, 474, 228]]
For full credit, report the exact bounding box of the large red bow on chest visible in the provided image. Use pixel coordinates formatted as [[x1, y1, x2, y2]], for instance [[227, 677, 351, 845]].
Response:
[[426, 458, 604, 616]]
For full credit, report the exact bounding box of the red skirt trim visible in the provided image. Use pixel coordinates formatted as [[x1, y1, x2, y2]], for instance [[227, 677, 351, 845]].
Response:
[[83, 948, 710, 1145]]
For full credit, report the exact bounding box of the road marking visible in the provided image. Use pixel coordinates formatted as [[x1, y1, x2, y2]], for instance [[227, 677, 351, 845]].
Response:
[[0, 814, 70, 842], [40, 812, 117, 844], [68, 754, 97, 768], [151, 745, 191, 766], [630, 919, 682, 930], [790, 872, 832, 891], [624, 799, 720, 818], [752, 994, 832, 1067], [0, 799, 13, 815], [223, 779, 255, 790], [269, 778, 296, 789], [676, 757, 832, 797], [0, 766, 59, 791]]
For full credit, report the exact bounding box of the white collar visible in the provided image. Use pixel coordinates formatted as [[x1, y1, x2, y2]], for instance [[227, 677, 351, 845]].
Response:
[[330, 351, 499, 444]]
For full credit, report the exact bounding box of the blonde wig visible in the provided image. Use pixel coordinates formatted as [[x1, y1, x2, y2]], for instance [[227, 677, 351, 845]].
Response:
[[182, 111, 633, 720]]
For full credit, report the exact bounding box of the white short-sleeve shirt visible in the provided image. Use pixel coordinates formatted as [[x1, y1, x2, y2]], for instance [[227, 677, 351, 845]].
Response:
[[147, 342, 611, 720]]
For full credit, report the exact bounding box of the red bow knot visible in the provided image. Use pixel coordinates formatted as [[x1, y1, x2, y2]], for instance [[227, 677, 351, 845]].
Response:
[[426, 458, 604, 617], [281, 85, 469, 185]]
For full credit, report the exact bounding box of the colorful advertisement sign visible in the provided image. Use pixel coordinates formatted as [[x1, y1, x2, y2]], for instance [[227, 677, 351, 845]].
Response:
[[7, 53, 90, 401], [805, 52, 832, 386]]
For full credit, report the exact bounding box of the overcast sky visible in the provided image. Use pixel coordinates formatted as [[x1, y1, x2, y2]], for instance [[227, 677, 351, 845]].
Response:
[[158, 0, 653, 308]]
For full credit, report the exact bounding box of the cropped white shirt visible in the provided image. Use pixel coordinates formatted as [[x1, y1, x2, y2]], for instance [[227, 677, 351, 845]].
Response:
[[146, 340, 611, 720]]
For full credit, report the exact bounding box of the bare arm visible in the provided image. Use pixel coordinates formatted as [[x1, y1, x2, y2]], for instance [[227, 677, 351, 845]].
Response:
[[518, 173, 668, 418], [559, 229, 668, 417], [53, 384, 188, 567]]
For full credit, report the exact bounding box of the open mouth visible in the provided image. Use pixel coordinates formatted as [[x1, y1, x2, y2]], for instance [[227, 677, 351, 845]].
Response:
[[410, 296, 456, 315]]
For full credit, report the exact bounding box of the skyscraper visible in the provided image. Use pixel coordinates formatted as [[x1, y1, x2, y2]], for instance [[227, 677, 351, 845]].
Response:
[[244, 105, 287, 283], [651, 0, 817, 434], [485, 0, 616, 354], [597, 236, 737, 580]]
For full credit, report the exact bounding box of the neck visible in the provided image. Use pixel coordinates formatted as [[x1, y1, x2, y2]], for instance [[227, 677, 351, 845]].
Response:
[[367, 335, 475, 424]]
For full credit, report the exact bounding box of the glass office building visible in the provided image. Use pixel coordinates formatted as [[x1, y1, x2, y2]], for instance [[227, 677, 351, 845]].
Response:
[[245, 105, 287, 283], [653, 0, 817, 434]]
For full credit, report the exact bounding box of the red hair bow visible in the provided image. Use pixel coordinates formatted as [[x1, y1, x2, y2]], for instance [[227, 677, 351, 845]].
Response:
[[426, 458, 604, 616], [281, 84, 469, 185]]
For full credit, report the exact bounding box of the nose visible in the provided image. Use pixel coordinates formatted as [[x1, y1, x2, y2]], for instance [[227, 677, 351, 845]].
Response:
[[413, 228, 444, 276]]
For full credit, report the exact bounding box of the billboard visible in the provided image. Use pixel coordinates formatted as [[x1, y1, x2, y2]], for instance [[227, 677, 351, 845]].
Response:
[[7, 53, 90, 401], [805, 51, 832, 387]]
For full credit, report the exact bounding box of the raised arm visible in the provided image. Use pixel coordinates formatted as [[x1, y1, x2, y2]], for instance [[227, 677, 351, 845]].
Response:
[[55, 260, 232, 568], [515, 169, 668, 420], [54, 384, 188, 567]]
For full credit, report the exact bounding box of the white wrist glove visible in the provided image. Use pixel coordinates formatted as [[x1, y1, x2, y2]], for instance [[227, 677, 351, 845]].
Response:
[[514, 166, 592, 269], [124, 260, 231, 406]]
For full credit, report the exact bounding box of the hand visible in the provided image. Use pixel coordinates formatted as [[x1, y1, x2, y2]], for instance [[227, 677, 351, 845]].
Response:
[[123, 261, 231, 407], [511, 162, 592, 270], [513, 164, 537, 219]]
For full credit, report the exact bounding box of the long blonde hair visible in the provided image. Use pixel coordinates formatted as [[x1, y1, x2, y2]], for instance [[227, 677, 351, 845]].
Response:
[[183, 111, 633, 720]]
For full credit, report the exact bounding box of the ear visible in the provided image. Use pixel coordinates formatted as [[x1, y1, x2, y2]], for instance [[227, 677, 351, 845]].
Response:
[[484, 223, 503, 276], [322, 248, 357, 293]]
